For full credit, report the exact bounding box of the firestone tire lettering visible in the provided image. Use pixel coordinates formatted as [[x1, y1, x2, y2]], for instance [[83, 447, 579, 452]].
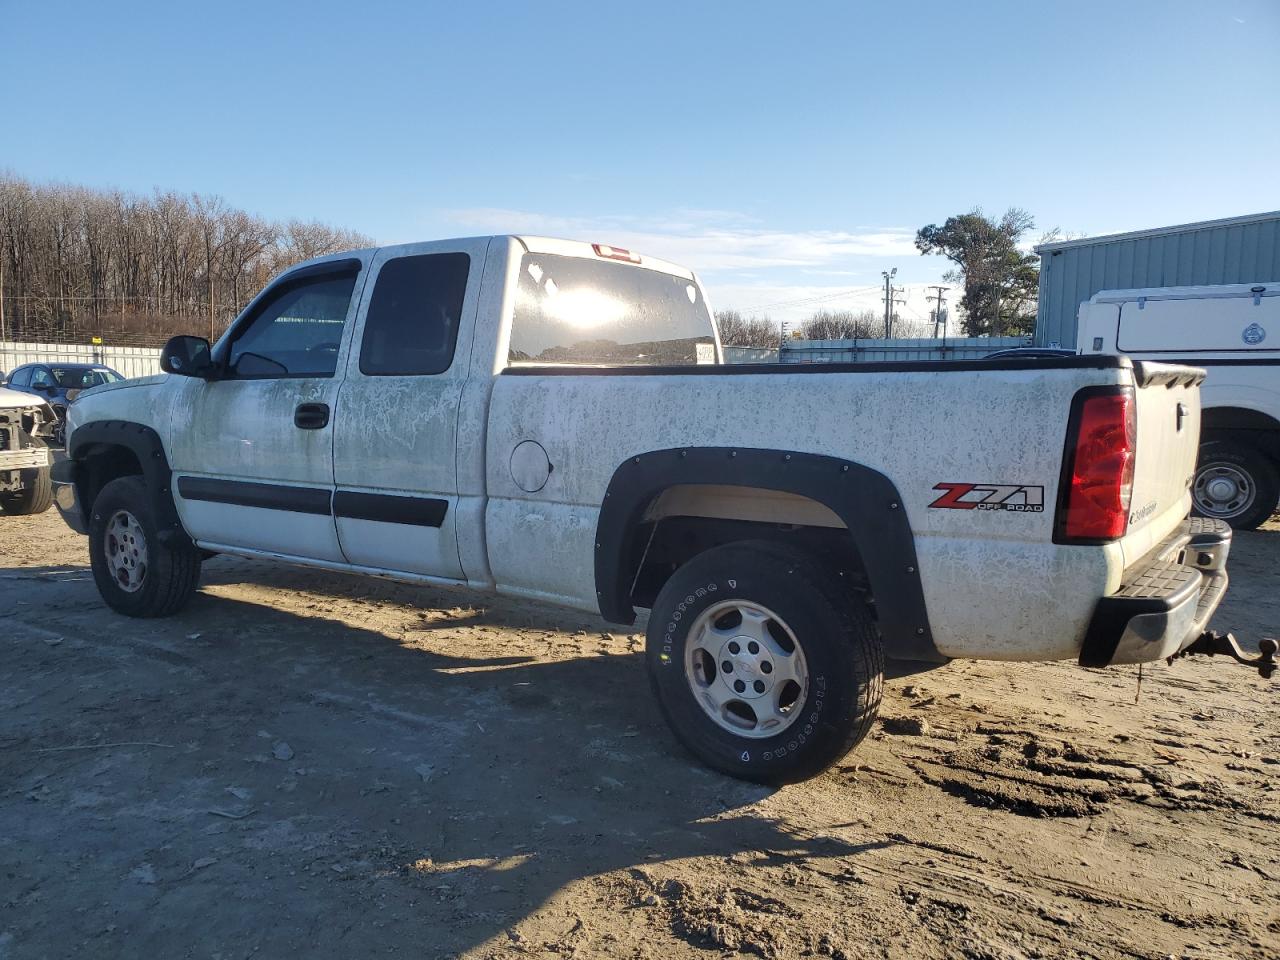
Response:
[[645, 540, 884, 785]]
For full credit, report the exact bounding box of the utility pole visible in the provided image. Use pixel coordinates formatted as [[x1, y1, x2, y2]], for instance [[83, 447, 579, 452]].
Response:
[[926, 285, 949, 338], [881, 268, 897, 338]]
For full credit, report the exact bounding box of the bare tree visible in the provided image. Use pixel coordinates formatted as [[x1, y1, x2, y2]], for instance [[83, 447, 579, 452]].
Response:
[[798, 309, 880, 340], [714, 309, 780, 347], [0, 172, 374, 345]]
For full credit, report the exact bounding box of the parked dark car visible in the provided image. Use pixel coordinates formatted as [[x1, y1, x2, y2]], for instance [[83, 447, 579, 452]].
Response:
[[2, 362, 126, 446]]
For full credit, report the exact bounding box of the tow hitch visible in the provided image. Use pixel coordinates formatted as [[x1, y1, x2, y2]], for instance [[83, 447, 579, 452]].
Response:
[[1171, 631, 1277, 679]]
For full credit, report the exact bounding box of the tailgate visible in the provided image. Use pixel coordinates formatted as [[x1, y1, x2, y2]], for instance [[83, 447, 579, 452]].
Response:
[[1121, 362, 1206, 564]]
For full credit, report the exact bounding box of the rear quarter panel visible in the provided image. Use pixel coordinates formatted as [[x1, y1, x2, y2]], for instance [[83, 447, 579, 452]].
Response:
[[485, 364, 1132, 661]]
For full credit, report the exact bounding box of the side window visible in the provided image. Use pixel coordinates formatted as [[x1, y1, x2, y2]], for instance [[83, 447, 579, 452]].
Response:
[[226, 270, 358, 379], [30, 368, 53, 388], [8, 367, 31, 387], [360, 253, 470, 376]]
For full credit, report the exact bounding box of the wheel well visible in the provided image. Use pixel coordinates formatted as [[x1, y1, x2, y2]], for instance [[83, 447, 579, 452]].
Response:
[[625, 487, 868, 610], [77, 443, 144, 514], [1201, 407, 1280, 462], [595, 448, 941, 663]]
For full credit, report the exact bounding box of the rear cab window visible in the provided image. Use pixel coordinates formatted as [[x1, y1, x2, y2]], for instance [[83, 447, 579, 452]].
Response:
[[508, 253, 716, 366]]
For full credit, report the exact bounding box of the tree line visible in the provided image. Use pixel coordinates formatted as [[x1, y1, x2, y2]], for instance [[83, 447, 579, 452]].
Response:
[[716, 308, 938, 347], [0, 173, 373, 345], [0, 172, 1046, 348]]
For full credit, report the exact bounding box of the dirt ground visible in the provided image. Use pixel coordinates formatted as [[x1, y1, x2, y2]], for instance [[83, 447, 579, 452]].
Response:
[[1, 510, 1277, 960]]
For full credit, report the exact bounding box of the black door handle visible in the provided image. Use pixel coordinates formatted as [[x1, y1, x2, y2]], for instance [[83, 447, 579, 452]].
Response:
[[294, 402, 330, 430]]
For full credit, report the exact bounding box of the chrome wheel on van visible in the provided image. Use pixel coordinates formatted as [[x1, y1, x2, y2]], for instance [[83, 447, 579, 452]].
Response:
[[1193, 464, 1254, 520], [1192, 440, 1280, 531], [684, 600, 809, 739], [104, 509, 149, 593]]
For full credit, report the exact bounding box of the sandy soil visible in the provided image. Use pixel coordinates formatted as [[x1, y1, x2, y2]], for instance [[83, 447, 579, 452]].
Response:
[[1, 510, 1277, 960]]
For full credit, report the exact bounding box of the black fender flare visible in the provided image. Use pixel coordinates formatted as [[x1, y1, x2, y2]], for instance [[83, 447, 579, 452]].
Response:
[[63, 420, 189, 545], [594, 447, 944, 663]]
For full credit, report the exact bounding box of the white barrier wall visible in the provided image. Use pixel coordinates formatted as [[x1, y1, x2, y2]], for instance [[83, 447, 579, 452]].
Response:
[[780, 336, 1030, 363], [1, 342, 163, 381], [722, 345, 781, 364], [723, 338, 1031, 365]]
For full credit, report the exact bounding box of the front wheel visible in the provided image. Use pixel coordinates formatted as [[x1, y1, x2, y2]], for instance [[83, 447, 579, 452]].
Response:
[[1192, 440, 1279, 530], [646, 541, 883, 784], [88, 475, 202, 617]]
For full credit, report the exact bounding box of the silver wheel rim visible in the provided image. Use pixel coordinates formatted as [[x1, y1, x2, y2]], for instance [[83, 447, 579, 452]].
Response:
[[1193, 463, 1255, 519], [684, 600, 809, 739], [105, 509, 148, 593]]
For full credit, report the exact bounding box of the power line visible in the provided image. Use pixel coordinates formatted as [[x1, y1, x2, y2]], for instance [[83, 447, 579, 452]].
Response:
[[926, 285, 950, 337], [881, 269, 906, 337]]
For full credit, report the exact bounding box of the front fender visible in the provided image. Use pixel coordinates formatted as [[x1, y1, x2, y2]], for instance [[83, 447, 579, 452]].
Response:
[[65, 420, 189, 545]]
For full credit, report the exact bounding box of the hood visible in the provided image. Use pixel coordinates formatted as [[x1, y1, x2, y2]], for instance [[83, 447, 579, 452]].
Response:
[[76, 373, 166, 399], [0, 385, 47, 410]]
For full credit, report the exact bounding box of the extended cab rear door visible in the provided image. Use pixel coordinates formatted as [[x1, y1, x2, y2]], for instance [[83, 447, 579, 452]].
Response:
[[331, 240, 487, 580]]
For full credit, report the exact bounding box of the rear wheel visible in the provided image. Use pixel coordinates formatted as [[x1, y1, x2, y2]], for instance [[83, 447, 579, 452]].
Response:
[[1192, 440, 1279, 530], [646, 540, 883, 784], [88, 475, 202, 617], [0, 465, 53, 515]]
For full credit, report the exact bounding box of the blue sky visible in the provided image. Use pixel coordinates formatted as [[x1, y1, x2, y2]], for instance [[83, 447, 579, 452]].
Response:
[[3, 0, 1278, 325]]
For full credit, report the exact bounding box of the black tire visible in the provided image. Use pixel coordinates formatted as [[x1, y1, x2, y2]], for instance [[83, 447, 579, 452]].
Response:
[[646, 540, 884, 785], [0, 464, 53, 515], [1193, 440, 1280, 531], [88, 475, 202, 617]]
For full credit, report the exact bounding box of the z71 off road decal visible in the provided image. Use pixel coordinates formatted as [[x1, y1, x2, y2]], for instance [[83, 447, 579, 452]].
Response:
[[929, 483, 1045, 512]]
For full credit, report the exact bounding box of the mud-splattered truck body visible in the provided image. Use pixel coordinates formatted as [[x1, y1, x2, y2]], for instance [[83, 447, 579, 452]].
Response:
[[52, 236, 1240, 782]]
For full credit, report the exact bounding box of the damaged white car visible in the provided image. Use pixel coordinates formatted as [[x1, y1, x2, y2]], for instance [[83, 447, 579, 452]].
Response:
[[0, 384, 55, 515]]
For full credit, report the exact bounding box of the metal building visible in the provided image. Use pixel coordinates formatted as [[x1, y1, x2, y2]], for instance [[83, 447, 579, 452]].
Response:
[[1034, 210, 1280, 347]]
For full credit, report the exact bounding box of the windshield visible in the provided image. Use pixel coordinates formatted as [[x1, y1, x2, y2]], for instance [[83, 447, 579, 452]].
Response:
[[50, 367, 122, 388], [509, 253, 716, 366]]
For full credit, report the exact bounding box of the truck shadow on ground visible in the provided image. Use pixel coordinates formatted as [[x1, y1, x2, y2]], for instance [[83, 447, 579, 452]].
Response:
[[4, 555, 898, 957]]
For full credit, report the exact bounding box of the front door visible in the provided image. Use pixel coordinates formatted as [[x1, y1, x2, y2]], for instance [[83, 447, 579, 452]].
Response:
[[167, 257, 368, 561], [331, 242, 483, 579]]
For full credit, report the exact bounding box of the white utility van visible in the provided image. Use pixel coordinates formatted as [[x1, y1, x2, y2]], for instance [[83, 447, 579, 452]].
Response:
[[1078, 282, 1280, 529]]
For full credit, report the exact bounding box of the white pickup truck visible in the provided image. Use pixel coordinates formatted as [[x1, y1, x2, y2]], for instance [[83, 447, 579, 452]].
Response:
[[52, 235, 1262, 783]]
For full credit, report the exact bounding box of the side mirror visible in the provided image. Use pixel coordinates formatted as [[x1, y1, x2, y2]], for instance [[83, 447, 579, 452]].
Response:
[[160, 335, 215, 378]]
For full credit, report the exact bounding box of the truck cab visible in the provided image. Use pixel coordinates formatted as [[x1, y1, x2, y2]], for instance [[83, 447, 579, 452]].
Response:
[[1078, 283, 1280, 528]]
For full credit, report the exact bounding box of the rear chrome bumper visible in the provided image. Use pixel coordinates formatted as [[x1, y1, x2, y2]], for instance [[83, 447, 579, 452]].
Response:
[[1081, 517, 1231, 667]]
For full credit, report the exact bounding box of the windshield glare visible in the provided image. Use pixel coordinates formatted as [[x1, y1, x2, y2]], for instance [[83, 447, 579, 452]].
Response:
[[509, 253, 716, 366]]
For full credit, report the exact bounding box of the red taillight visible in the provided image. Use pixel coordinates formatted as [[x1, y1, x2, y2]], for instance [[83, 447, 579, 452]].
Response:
[[592, 243, 641, 264], [1057, 390, 1135, 542]]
